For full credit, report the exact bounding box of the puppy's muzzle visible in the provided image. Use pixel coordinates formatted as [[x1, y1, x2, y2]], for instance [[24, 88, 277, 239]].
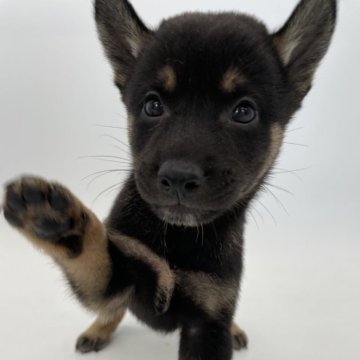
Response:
[[157, 160, 204, 200]]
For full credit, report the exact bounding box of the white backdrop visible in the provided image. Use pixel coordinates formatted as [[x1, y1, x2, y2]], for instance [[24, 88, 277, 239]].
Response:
[[0, 1, 359, 359]]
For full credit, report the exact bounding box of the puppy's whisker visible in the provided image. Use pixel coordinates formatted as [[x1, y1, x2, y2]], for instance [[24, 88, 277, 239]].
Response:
[[99, 135, 131, 155], [262, 185, 289, 215], [200, 224, 204, 248], [263, 182, 294, 196], [114, 112, 131, 121], [84, 170, 131, 188], [250, 201, 265, 225], [111, 144, 133, 158], [195, 225, 200, 244], [256, 199, 277, 226], [81, 169, 131, 182], [272, 166, 309, 176], [92, 183, 122, 205], [248, 209, 260, 230], [286, 126, 304, 133], [94, 124, 128, 130], [82, 159, 131, 166], [283, 141, 309, 148], [78, 155, 131, 163]]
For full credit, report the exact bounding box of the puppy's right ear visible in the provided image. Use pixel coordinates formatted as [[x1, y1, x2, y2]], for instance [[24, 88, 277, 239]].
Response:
[[95, 0, 153, 90]]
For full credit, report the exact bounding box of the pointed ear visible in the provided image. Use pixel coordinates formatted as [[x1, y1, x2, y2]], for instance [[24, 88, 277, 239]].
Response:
[[95, 0, 153, 89], [273, 0, 337, 96]]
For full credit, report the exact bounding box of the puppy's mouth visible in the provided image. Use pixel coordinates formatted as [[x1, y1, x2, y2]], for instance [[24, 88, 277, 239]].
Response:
[[151, 203, 221, 227]]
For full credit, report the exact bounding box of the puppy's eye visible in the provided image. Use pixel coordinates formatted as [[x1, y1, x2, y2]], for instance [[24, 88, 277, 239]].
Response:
[[232, 101, 257, 124], [144, 97, 164, 117]]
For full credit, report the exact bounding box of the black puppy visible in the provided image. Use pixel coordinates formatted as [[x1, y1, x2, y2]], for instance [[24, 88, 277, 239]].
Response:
[[3, 0, 337, 359]]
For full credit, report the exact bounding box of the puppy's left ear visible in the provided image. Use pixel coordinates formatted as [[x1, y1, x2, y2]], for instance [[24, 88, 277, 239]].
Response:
[[273, 0, 337, 97], [95, 0, 153, 90]]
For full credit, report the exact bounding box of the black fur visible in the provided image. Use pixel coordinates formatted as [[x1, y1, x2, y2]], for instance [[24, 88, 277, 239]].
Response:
[[94, 1, 337, 358], [2, 1, 337, 359]]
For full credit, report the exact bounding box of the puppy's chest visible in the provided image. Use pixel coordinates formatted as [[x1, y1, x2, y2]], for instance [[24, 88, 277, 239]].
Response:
[[155, 231, 233, 274]]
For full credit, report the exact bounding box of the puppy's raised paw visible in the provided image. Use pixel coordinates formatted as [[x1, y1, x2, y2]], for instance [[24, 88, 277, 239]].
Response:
[[3, 176, 89, 258]]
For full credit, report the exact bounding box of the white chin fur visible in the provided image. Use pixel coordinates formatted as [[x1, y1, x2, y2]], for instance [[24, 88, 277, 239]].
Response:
[[158, 208, 200, 228]]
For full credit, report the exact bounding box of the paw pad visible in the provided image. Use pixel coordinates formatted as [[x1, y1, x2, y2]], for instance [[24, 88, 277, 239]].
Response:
[[3, 176, 88, 254]]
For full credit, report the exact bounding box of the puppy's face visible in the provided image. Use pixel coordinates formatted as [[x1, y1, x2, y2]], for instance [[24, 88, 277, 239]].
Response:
[[126, 15, 287, 226], [95, 0, 336, 226]]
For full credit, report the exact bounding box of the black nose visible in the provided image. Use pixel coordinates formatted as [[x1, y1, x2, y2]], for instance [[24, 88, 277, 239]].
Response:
[[158, 160, 204, 199]]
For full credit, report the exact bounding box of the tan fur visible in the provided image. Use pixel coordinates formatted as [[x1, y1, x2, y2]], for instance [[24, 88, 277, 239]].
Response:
[[114, 70, 127, 88], [158, 65, 177, 92], [127, 114, 135, 141], [221, 67, 247, 93], [78, 307, 126, 345], [231, 322, 248, 350], [109, 230, 175, 300], [15, 190, 118, 309], [176, 270, 239, 318], [244, 122, 284, 196], [6, 177, 134, 311]]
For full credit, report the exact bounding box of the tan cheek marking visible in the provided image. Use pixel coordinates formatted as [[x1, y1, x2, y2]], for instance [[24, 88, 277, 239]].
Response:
[[221, 67, 247, 93], [266, 122, 284, 172], [157, 65, 177, 92], [245, 123, 284, 196]]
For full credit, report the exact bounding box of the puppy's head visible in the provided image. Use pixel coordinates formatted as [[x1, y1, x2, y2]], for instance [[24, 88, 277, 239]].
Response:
[[95, 0, 336, 227]]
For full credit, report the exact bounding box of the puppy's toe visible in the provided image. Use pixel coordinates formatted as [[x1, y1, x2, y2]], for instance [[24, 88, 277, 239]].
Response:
[[231, 323, 248, 351], [154, 289, 171, 315], [76, 335, 109, 353]]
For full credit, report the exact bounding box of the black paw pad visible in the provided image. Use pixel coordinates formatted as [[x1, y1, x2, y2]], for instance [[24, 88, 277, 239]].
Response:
[[49, 187, 69, 212], [34, 217, 72, 240], [6, 187, 26, 212], [22, 183, 45, 205], [4, 209, 24, 228]]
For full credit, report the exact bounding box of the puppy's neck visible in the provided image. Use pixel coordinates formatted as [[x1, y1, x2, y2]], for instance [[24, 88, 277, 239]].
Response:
[[106, 175, 249, 268]]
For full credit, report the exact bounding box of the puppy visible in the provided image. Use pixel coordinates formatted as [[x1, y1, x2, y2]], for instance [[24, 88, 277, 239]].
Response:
[[3, 0, 337, 359]]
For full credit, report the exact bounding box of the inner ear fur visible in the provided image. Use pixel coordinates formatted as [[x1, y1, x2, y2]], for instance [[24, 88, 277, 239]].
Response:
[[95, 0, 153, 89], [273, 0, 337, 96]]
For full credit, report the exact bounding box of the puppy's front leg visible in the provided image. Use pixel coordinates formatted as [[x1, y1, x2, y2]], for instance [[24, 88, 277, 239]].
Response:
[[3, 176, 115, 300], [3, 176, 175, 352], [2, 176, 132, 351], [179, 319, 233, 360]]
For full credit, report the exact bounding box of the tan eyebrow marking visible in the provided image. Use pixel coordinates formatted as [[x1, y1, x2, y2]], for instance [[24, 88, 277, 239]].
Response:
[[221, 67, 247, 93], [157, 65, 177, 92]]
